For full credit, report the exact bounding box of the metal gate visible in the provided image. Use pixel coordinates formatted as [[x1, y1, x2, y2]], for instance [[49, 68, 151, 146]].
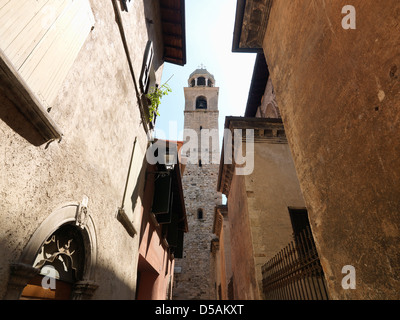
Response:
[[262, 227, 329, 300]]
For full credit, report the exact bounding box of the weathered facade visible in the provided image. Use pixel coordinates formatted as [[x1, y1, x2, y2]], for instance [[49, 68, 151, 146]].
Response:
[[136, 140, 187, 300], [0, 0, 186, 300], [217, 115, 307, 300], [211, 205, 232, 300], [233, 0, 400, 299], [173, 68, 222, 300]]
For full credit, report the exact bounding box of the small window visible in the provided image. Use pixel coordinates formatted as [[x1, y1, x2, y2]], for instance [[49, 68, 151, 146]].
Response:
[[288, 207, 310, 237], [199, 160, 202, 167], [140, 41, 154, 94], [197, 209, 204, 220]]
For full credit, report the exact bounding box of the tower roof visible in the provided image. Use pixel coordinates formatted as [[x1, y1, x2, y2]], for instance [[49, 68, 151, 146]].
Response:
[[189, 67, 215, 81]]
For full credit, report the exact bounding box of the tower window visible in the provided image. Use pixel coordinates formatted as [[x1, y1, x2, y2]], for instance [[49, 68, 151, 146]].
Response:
[[197, 209, 204, 220], [196, 96, 207, 109], [197, 77, 206, 86], [199, 160, 202, 167]]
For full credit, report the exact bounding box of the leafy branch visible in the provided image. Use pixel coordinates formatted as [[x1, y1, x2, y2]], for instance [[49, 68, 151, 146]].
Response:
[[146, 76, 173, 122]]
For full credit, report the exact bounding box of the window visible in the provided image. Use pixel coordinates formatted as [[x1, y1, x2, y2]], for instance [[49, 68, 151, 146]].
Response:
[[288, 207, 310, 238], [197, 77, 205, 86], [196, 96, 207, 109], [140, 41, 155, 94], [197, 209, 204, 220], [199, 159, 202, 167]]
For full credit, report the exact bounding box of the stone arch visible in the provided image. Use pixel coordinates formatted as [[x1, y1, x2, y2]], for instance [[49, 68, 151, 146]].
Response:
[[5, 202, 98, 300]]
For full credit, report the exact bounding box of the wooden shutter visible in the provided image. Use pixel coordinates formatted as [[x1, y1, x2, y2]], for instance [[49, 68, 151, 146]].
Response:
[[0, 0, 95, 109], [152, 173, 172, 216]]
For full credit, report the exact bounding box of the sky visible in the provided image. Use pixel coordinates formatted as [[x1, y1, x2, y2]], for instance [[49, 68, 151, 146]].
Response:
[[154, 0, 256, 142]]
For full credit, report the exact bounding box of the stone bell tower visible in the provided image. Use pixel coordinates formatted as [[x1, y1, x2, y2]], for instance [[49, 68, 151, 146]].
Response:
[[173, 67, 222, 300]]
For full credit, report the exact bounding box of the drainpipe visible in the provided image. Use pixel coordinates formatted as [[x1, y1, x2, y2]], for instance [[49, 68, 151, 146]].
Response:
[[111, 0, 149, 134], [117, 137, 138, 237]]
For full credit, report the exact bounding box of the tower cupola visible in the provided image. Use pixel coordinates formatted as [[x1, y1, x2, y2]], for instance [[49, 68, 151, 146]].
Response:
[[188, 66, 215, 88]]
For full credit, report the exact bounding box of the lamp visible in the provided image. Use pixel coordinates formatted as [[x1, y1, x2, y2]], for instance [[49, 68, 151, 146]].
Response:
[[164, 153, 176, 171]]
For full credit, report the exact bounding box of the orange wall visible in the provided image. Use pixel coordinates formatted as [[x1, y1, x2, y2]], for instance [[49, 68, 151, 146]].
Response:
[[136, 166, 174, 300]]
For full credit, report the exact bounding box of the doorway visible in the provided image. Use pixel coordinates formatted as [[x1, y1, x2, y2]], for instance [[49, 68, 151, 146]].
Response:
[[20, 224, 85, 300]]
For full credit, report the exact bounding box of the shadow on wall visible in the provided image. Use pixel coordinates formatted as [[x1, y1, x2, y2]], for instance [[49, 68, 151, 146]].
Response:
[[0, 241, 140, 300], [89, 264, 138, 300], [0, 94, 47, 146]]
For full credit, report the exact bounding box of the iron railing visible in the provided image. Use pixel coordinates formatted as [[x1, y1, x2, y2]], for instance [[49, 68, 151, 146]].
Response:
[[261, 227, 329, 300]]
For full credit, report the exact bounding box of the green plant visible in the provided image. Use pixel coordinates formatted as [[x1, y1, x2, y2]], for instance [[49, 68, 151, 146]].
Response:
[[147, 80, 172, 122]]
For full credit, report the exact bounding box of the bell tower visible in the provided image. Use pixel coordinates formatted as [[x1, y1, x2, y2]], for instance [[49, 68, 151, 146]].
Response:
[[173, 67, 222, 300]]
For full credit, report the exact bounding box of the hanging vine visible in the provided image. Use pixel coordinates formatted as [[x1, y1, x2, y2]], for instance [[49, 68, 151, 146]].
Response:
[[146, 76, 173, 122]]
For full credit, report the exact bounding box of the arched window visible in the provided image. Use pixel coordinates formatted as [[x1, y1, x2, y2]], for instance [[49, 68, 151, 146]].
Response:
[[196, 96, 207, 109], [20, 223, 86, 300], [197, 77, 205, 86], [197, 209, 204, 220], [6, 203, 98, 300]]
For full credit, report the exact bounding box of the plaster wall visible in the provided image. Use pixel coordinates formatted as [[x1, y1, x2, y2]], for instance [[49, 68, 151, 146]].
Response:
[[227, 173, 258, 300], [0, 0, 165, 299], [245, 142, 305, 297], [226, 140, 305, 300]]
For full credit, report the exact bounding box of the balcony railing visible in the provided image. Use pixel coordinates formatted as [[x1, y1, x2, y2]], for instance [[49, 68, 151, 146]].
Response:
[[261, 227, 329, 300]]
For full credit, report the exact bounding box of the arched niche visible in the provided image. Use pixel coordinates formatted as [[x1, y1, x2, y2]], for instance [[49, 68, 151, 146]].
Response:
[[5, 202, 98, 300]]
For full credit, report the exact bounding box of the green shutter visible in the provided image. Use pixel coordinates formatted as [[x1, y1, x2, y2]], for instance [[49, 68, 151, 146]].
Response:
[[152, 174, 172, 216]]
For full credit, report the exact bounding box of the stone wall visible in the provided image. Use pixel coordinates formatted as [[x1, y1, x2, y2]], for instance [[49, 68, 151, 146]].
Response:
[[173, 163, 221, 299], [263, 0, 400, 299], [173, 74, 222, 300]]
